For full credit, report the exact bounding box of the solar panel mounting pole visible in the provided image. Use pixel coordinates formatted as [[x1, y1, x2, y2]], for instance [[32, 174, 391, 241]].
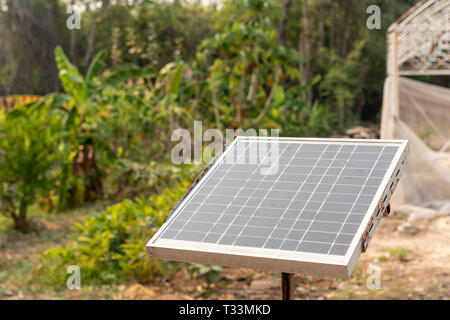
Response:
[[281, 272, 294, 300]]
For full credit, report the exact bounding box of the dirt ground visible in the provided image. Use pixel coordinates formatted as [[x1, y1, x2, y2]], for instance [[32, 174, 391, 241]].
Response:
[[0, 208, 448, 300]]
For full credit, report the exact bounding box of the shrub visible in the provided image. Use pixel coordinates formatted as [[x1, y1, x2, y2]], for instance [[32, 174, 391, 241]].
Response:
[[389, 247, 409, 262], [35, 180, 191, 287], [188, 264, 222, 285], [0, 103, 63, 232]]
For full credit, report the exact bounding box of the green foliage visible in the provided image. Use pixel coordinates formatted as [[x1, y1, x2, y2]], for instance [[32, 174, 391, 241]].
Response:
[[109, 0, 215, 70], [389, 247, 409, 262], [278, 75, 337, 136], [36, 180, 192, 286], [52, 46, 159, 209], [320, 40, 367, 128], [0, 102, 63, 231], [188, 264, 222, 285], [196, 1, 302, 129], [391, 210, 409, 221], [55, 46, 87, 105], [297, 103, 337, 137], [102, 65, 155, 88]]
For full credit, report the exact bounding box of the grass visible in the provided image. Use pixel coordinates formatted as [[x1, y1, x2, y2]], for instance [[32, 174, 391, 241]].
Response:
[[391, 210, 409, 220], [0, 200, 108, 233], [335, 288, 357, 300], [0, 258, 35, 297], [0, 200, 111, 299], [389, 247, 409, 262]]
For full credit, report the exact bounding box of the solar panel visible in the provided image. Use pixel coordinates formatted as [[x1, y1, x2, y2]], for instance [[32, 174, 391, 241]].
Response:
[[147, 137, 408, 278]]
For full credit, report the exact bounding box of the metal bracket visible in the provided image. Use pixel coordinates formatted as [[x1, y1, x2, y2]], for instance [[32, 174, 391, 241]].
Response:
[[361, 148, 408, 253], [361, 202, 392, 253], [383, 204, 391, 217], [361, 204, 390, 253]]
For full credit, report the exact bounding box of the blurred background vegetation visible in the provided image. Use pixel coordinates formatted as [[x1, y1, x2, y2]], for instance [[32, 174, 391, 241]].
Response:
[[0, 0, 427, 295]]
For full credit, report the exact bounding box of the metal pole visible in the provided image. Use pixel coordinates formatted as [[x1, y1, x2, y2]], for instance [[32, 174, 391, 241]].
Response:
[[281, 272, 294, 300]]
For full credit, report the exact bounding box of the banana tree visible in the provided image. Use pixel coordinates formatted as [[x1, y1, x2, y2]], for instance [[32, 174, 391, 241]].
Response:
[[52, 46, 155, 210]]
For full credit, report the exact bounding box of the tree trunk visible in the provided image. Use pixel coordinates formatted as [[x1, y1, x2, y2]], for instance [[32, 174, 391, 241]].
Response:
[[299, 0, 312, 110], [236, 69, 246, 127], [278, 0, 292, 46], [318, 0, 324, 46], [83, 0, 109, 66], [246, 69, 258, 101], [57, 161, 71, 212], [212, 88, 222, 130], [70, 29, 77, 62], [329, 1, 335, 52], [250, 65, 280, 127], [12, 197, 30, 233], [339, 5, 349, 57], [354, 89, 365, 121], [12, 214, 30, 233], [71, 144, 103, 204]]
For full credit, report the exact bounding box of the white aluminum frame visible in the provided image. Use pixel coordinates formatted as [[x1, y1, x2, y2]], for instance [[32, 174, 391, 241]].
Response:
[[147, 137, 409, 278]]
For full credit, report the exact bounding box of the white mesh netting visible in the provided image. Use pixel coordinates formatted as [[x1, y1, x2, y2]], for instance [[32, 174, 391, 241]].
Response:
[[381, 76, 450, 215]]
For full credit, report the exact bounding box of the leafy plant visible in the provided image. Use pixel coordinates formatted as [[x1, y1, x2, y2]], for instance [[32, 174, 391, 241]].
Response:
[[52, 46, 155, 210], [196, 1, 302, 129], [188, 264, 222, 285], [0, 102, 63, 232], [389, 247, 409, 262], [35, 177, 198, 286], [319, 40, 368, 128]]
